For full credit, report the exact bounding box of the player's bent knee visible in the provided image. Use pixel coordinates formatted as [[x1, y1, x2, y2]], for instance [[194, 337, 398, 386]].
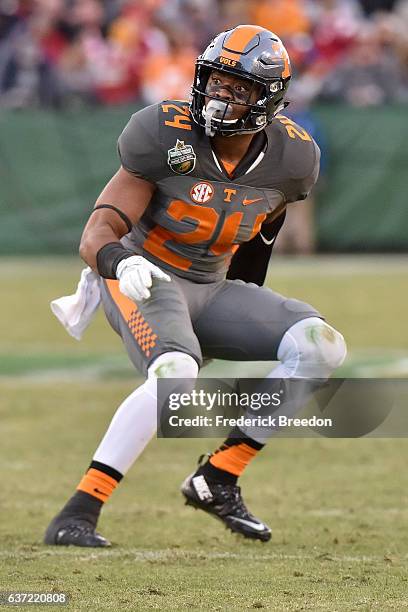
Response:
[[148, 351, 199, 380], [278, 317, 347, 377], [313, 323, 347, 371]]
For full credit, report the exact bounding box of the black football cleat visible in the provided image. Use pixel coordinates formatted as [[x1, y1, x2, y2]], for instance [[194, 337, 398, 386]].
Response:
[[44, 516, 110, 548], [181, 472, 271, 542]]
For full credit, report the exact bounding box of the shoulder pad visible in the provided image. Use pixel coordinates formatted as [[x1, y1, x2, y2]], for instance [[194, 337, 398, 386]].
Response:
[[268, 116, 320, 202], [274, 115, 318, 179], [117, 103, 165, 182]]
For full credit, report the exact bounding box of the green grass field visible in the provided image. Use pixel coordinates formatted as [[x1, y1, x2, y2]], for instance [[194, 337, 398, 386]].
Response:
[[1, 256, 407, 611]]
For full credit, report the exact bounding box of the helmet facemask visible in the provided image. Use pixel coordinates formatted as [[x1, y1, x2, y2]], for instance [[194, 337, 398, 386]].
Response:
[[190, 26, 291, 137], [192, 63, 287, 136]]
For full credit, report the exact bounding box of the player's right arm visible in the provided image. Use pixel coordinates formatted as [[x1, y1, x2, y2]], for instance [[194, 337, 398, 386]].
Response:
[[80, 105, 162, 274], [79, 168, 171, 301], [79, 167, 154, 271], [80, 106, 171, 301]]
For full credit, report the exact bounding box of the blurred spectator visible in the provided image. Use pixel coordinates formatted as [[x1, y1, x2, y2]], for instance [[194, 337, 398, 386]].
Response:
[[359, 0, 398, 15], [1, 0, 407, 110], [374, 8, 408, 86], [218, 0, 250, 30], [57, 0, 111, 105], [0, 0, 65, 108], [320, 23, 406, 105], [100, 0, 161, 105], [309, 0, 362, 70], [250, 0, 311, 38], [155, 0, 219, 51], [140, 24, 197, 104]]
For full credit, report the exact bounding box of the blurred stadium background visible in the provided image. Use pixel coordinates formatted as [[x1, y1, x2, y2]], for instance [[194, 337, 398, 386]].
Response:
[[1, 0, 408, 609]]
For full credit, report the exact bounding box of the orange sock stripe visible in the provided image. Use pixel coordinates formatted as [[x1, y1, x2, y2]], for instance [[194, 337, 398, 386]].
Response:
[[77, 468, 119, 503], [209, 443, 259, 477]]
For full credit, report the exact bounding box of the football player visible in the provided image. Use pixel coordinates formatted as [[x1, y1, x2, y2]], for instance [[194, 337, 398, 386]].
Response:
[[44, 25, 346, 547]]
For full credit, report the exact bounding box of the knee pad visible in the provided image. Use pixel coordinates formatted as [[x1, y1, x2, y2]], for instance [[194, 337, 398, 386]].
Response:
[[148, 351, 199, 379], [277, 317, 347, 378]]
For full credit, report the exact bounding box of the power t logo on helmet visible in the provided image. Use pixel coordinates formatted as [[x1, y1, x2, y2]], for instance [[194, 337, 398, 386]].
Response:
[[190, 24, 292, 136]]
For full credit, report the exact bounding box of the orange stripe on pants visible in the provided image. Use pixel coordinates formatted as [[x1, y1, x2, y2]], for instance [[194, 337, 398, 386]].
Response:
[[105, 279, 158, 358]]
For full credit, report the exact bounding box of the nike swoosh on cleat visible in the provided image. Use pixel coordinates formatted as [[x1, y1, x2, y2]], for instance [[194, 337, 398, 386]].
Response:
[[242, 197, 263, 206], [56, 529, 67, 541], [95, 534, 107, 542], [228, 517, 268, 531]]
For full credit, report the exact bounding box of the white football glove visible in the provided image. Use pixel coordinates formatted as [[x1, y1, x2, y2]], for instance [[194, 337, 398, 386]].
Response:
[[116, 255, 171, 302]]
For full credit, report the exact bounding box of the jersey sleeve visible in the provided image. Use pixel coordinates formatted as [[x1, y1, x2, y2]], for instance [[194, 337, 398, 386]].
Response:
[[117, 104, 166, 182], [283, 138, 321, 204]]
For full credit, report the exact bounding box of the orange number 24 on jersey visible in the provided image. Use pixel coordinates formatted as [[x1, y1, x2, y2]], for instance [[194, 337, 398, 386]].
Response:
[[143, 200, 266, 271]]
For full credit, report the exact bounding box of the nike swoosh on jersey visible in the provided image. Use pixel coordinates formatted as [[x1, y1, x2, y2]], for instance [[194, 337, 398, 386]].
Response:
[[242, 197, 264, 206], [228, 516, 267, 531]]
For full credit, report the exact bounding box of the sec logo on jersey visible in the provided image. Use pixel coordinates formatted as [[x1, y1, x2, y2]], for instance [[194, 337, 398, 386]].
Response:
[[190, 181, 214, 204]]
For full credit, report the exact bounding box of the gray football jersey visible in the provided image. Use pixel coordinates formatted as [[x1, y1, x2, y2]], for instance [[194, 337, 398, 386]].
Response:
[[118, 101, 320, 283]]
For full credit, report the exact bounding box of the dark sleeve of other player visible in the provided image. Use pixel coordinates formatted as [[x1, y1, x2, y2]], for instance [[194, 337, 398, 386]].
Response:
[[227, 139, 320, 286]]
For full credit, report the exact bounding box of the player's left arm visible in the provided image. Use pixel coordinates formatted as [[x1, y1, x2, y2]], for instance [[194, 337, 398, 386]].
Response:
[[226, 206, 286, 286], [227, 137, 320, 286]]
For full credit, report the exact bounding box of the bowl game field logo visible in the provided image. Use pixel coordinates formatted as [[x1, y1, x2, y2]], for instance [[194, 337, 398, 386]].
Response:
[[190, 181, 214, 204], [167, 139, 196, 175]]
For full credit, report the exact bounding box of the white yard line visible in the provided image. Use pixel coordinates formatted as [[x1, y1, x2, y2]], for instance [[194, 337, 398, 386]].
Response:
[[0, 548, 406, 564]]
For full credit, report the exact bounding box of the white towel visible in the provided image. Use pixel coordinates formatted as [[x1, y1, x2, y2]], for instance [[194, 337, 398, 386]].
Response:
[[50, 267, 101, 340]]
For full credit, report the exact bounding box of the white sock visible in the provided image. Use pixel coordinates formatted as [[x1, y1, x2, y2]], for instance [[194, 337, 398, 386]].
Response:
[[92, 376, 158, 475], [92, 351, 199, 475]]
